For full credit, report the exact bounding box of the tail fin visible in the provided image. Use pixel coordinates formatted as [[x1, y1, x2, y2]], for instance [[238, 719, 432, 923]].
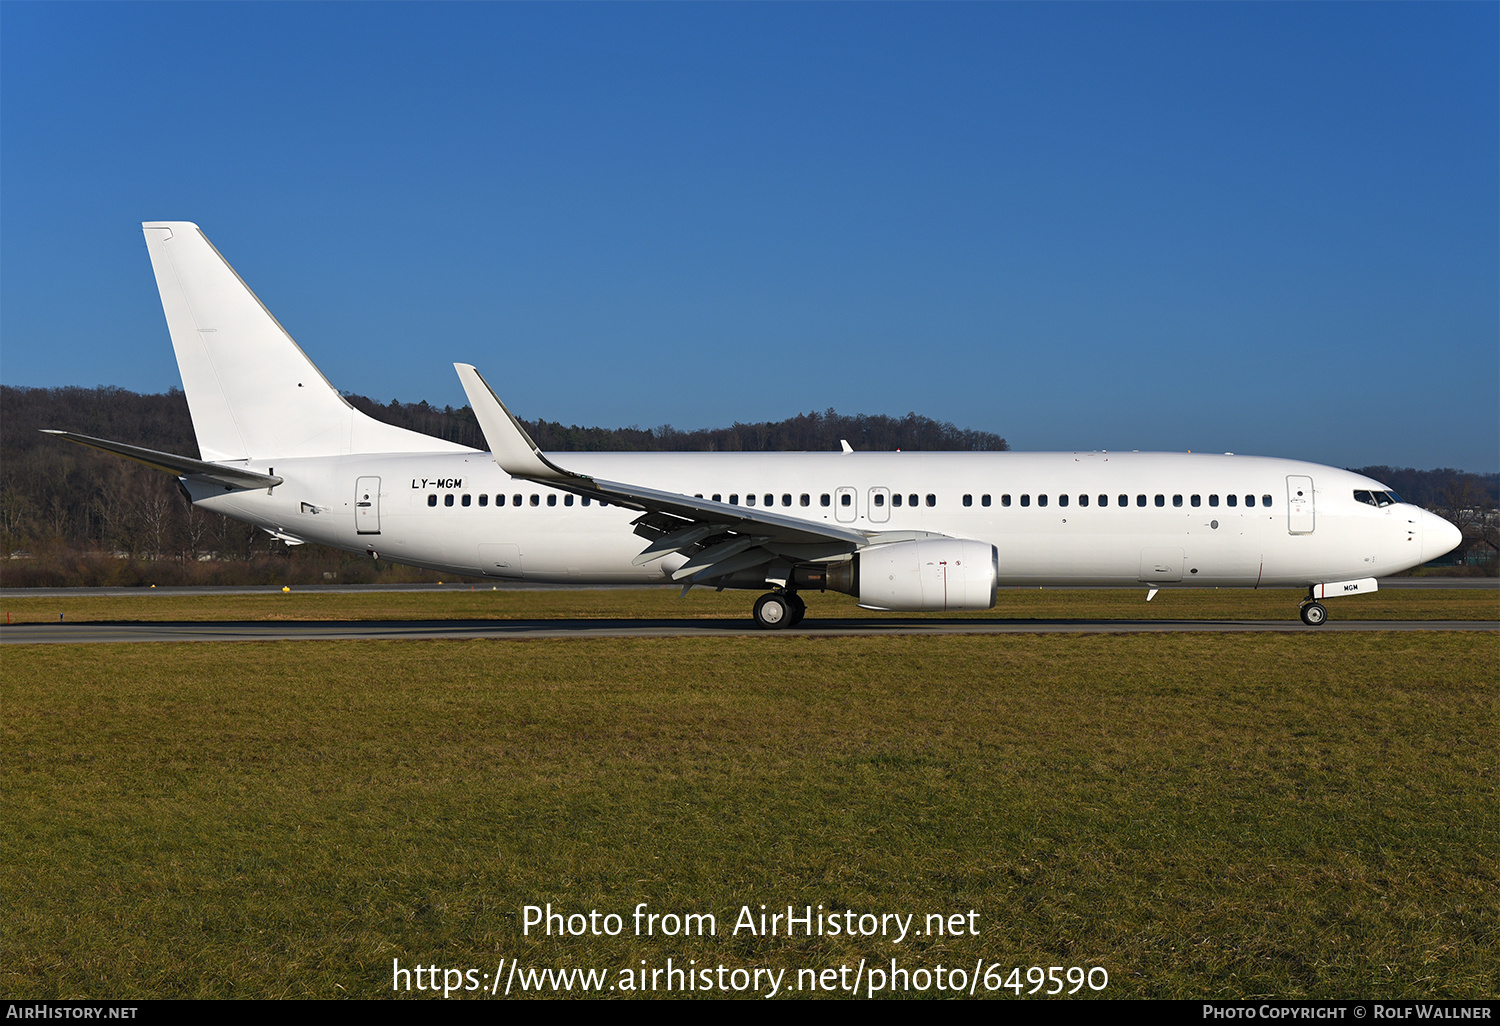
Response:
[[142, 222, 472, 461]]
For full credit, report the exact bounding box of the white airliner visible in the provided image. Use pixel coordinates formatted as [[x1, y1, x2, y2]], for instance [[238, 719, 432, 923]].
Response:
[[47, 222, 1462, 628]]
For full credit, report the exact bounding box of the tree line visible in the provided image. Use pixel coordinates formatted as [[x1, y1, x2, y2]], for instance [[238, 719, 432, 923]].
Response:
[[0, 385, 1010, 586], [3, 385, 1493, 586]]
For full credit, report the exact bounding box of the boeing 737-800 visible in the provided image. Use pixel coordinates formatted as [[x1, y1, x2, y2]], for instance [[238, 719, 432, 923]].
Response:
[[45, 223, 1462, 628]]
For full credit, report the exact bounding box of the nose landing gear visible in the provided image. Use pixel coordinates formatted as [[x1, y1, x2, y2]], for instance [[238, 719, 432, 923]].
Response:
[[1298, 596, 1328, 626]]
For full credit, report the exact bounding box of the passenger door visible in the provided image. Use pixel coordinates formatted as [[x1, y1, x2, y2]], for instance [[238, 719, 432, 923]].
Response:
[[1286, 476, 1315, 534], [355, 477, 381, 535]]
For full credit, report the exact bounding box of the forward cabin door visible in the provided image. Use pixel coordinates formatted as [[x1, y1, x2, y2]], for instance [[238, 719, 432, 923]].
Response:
[[1286, 476, 1315, 534], [355, 477, 381, 534]]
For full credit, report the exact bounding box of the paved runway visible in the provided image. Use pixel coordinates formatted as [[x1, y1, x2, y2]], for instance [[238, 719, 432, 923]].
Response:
[[4, 578, 1494, 599], [3, 615, 1495, 643]]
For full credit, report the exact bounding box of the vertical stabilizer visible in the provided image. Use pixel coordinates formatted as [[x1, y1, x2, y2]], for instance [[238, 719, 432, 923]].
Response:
[[141, 222, 472, 460]]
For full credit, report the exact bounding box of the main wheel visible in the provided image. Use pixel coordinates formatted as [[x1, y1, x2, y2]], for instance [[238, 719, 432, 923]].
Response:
[[753, 592, 791, 629], [786, 593, 807, 626], [1299, 602, 1328, 626]]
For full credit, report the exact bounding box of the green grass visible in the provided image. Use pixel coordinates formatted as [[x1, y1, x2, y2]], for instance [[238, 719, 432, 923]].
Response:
[[1, 584, 1496, 624], [3, 633, 1495, 999]]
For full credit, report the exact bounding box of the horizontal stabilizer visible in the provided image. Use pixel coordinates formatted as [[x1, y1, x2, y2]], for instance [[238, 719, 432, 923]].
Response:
[[42, 430, 283, 489]]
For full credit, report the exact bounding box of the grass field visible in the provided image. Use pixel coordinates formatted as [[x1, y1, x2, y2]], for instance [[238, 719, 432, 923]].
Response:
[[3, 627, 1495, 999], [2, 584, 1497, 624]]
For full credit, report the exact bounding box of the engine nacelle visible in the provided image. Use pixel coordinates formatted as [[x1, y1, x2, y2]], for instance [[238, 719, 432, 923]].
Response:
[[856, 539, 998, 611]]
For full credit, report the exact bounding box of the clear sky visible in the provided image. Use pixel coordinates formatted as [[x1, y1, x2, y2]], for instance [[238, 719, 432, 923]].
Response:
[[3, 2, 1495, 471]]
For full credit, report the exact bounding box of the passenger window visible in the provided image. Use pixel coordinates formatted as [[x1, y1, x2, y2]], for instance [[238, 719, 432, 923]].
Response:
[[782, 494, 792, 507], [1021, 494, 1031, 507], [746, 494, 756, 506], [1136, 495, 1146, 507], [875, 493, 887, 507], [926, 494, 936, 507], [547, 495, 557, 507], [1078, 494, 1088, 507], [841, 494, 852, 507], [1002, 494, 1011, 507], [1098, 494, 1108, 507], [982, 494, 991, 507], [909, 494, 918, 507], [1209, 494, 1219, 507], [1058, 494, 1068, 507], [565, 495, 574, 506], [1155, 494, 1165, 507], [530, 495, 540, 506], [712, 494, 721, 502], [1038, 494, 1048, 507], [1172, 495, 1182, 507], [893, 493, 903, 507], [820, 494, 830, 507], [1245, 495, 1255, 507], [1119, 494, 1128, 507], [1262, 494, 1272, 507], [1227, 494, 1237, 507], [478, 494, 488, 507], [444, 494, 454, 507], [462, 494, 471, 507], [765, 494, 773, 507], [1190, 495, 1200, 507], [582, 497, 592, 507], [427, 494, 437, 507], [730, 494, 739, 505], [800, 494, 810, 507], [962, 494, 972, 507], [513, 495, 522, 506]]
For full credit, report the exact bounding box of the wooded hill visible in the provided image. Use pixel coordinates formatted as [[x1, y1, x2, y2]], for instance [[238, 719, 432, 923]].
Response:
[[0, 385, 1008, 586], [3, 385, 1492, 586]]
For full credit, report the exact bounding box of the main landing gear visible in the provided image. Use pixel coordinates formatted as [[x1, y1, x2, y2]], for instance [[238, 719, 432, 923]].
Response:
[[1298, 589, 1328, 627], [752, 590, 806, 630]]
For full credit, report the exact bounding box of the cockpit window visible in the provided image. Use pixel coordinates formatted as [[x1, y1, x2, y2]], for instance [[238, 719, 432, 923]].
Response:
[[1355, 490, 1399, 508]]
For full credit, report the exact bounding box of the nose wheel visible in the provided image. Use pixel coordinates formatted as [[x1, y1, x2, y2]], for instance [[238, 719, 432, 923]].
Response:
[[752, 591, 806, 629], [1298, 601, 1328, 626]]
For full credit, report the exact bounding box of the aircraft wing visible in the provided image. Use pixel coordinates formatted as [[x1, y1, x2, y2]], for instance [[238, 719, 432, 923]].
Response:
[[42, 430, 283, 490], [455, 363, 883, 584]]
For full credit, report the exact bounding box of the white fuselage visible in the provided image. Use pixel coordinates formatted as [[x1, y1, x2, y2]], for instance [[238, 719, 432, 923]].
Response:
[[185, 449, 1450, 589]]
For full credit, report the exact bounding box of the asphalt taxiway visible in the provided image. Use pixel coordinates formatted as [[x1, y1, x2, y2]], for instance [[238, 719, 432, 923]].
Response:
[[3, 615, 1495, 644]]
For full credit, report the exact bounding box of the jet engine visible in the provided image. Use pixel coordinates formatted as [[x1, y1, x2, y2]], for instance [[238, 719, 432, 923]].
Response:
[[851, 538, 998, 611]]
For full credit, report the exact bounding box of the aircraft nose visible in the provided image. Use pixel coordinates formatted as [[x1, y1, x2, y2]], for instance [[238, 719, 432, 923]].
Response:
[[1420, 510, 1463, 565]]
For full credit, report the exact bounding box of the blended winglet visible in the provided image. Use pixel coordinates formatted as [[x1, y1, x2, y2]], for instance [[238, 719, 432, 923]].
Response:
[[453, 363, 588, 484]]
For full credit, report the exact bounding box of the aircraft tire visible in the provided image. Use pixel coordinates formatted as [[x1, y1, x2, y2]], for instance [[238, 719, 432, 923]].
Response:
[[753, 592, 791, 630], [1299, 602, 1328, 626], [786, 593, 806, 626]]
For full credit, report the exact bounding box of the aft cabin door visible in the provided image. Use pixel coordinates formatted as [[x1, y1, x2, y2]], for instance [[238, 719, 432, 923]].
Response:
[[355, 477, 381, 535], [1286, 476, 1314, 534]]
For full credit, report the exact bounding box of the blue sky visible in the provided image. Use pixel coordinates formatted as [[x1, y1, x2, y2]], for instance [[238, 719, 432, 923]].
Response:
[[3, 3, 1495, 471]]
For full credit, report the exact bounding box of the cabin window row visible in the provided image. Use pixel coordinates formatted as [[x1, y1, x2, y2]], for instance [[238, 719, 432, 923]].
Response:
[[427, 493, 611, 508], [426, 489, 1275, 511], [987, 493, 1274, 509]]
